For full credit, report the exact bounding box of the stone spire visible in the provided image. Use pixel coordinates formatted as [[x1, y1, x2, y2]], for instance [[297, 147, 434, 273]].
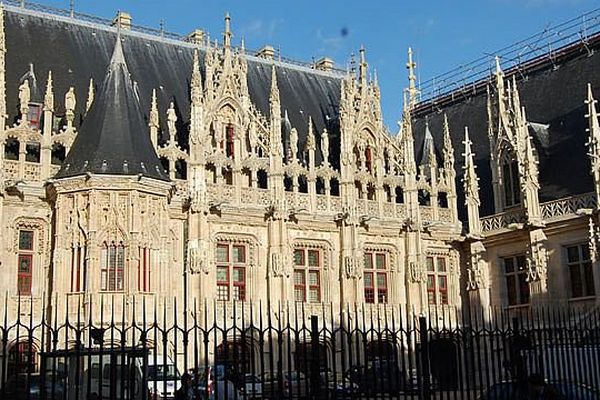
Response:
[[223, 13, 232, 52], [191, 49, 203, 104], [269, 64, 283, 161], [149, 88, 159, 150], [358, 45, 367, 87], [463, 127, 481, 236], [442, 114, 454, 172], [85, 78, 94, 113], [586, 83, 600, 207], [56, 36, 168, 181], [405, 47, 419, 110], [0, 4, 6, 126], [43, 70, 54, 112]]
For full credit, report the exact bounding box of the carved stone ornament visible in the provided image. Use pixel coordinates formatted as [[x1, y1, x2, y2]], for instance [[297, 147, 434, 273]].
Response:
[[270, 252, 288, 277], [526, 230, 549, 282], [466, 243, 488, 290], [188, 244, 210, 275], [409, 261, 424, 283]]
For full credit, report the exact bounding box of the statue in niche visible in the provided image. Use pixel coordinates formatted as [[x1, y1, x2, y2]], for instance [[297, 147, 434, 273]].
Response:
[[321, 128, 329, 164], [65, 87, 76, 115], [289, 128, 298, 160]]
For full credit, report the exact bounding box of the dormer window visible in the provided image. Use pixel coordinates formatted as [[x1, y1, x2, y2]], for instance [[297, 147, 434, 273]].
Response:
[[502, 158, 520, 208], [27, 103, 42, 130]]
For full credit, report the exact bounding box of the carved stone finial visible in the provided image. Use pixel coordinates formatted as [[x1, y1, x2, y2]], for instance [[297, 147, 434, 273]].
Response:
[[442, 114, 454, 172], [269, 64, 279, 105], [405, 47, 419, 110], [44, 70, 54, 112], [85, 78, 94, 112], [358, 45, 367, 85], [223, 12, 232, 50], [289, 127, 298, 161], [191, 49, 202, 104], [463, 126, 481, 237], [305, 116, 316, 151], [150, 89, 159, 129], [586, 83, 600, 207]]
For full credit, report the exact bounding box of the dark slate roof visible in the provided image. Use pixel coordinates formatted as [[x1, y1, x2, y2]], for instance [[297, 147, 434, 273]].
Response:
[[413, 37, 600, 217], [4, 7, 342, 170], [56, 36, 169, 181]]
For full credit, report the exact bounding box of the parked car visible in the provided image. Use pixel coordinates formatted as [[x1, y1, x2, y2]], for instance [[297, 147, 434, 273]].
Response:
[[262, 371, 308, 399], [345, 362, 404, 395], [237, 373, 262, 399], [1, 373, 65, 400], [197, 365, 239, 400], [478, 381, 599, 400], [318, 371, 360, 398], [147, 356, 181, 399]]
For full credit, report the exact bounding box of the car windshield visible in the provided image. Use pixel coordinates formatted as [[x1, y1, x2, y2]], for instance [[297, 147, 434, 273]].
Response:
[[148, 365, 180, 381], [244, 375, 260, 383]]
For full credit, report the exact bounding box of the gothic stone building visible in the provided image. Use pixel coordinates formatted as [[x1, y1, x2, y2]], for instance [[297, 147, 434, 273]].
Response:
[[0, 3, 599, 369]]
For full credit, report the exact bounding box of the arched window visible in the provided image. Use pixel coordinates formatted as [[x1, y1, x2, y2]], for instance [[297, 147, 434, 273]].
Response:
[[8, 341, 38, 374], [364, 251, 388, 304], [100, 241, 125, 292], [293, 248, 321, 303], [4, 138, 19, 160], [216, 242, 247, 301], [502, 158, 521, 208]]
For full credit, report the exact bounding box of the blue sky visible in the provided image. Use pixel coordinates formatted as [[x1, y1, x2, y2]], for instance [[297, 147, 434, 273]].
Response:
[[35, 0, 598, 128]]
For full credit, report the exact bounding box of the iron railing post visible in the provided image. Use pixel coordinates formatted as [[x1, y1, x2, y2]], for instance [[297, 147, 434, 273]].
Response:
[[419, 315, 431, 400]]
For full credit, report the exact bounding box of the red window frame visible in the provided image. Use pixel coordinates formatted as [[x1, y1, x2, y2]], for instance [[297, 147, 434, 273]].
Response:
[[426, 256, 449, 305], [293, 248, 321, 303], [17, 254, 33, 296], [364, 252, 388, 304], [17, 230, 34, 296], [101, 241, 125, 292], [70, 246, 86, 292], [138, 247, 152, 293], [27, 103, 42, 130], [216, 243, 246, 302]]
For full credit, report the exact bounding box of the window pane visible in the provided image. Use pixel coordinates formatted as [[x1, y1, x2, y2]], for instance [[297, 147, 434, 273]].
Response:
[[377, 273, 387, 289], [570, 265, 583, 298], [511, 162, 520, 204], [233, 245, 245, 263], [376, 254, 386, 269], [504, 258, 514, 273], [216, 267, 228, 282], [506, 276, 517, 306], [308, 271, 319, 286], [294, 270, 305, 285], [581, 245, 591, 262], [438, 276, 447, 289], [567, 246, 579, 263], [18, 231, 34, 251], [18, 255, 32, 273], [428, 292, 435, 305], [516, 256, 527, 271], [436, 258, 446, 272], [518, 273, 530, 304], [584, 263, 596, 296], [294, 288, 305, 302], [232, 268, 244, 283], [217, 285, 229, 301], [364, 272, 373, 288], [427, 275, 435, 290], [364, 289, 374, 304], [377, 289, 387, 304], [503, 163, 512, 206], [216, 245, 228, 263], [309, 288, 319, 303], [308, 250, 319, 267], [364, 253, 373, 269], [233, 285, 245, 301], [426, 257, 434, 272], [294, 249, 304, 266]]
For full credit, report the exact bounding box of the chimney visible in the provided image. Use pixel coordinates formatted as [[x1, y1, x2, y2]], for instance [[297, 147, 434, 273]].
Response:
[[315, 57, 334, 72], [256, 45, 275, 60], [112, 11, 132, 30], [187, 29, 205, 45]]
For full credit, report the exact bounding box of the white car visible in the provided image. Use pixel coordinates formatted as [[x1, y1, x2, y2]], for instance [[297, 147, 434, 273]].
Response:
[[238, 374, 262, 399], [147, 357, 181, 399]]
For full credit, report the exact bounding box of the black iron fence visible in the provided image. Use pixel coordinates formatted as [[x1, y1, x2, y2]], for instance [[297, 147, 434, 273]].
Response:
[[0, 297, 599, 399]]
